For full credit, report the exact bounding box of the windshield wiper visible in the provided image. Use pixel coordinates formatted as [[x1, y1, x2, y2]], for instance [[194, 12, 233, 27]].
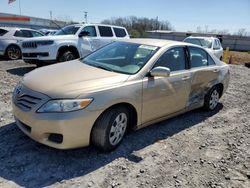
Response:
[[85, 62, 114, 72]]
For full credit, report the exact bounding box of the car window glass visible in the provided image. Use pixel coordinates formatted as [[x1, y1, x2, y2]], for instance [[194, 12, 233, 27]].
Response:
[[83, 42, 158, 75], [31, 31, 44, 37], [98, 26, 113, 37], [153, 47, 186, 72], [14, 30, 32, 38], [0, 29, 8, 36], [214, 40, 219, 49], [55, 25, 80, 35], [113, 27, 126, 37], [208, 54, 216, 65], [81, 26, 97, 37], [189, 47, 208, 68], [184, 38, 201, 46], [217, 39, 221, 47]]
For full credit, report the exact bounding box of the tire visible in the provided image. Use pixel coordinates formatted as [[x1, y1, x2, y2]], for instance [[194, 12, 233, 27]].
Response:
[[204, 86, 220, 111], [5, 45, 21, 60], [58, 51, 76, 62], [91, 107, 129, 151]]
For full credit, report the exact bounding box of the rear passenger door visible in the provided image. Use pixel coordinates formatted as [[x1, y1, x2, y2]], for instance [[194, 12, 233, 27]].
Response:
[[188, 46, 220, 108], [142, 47, 191, 124]]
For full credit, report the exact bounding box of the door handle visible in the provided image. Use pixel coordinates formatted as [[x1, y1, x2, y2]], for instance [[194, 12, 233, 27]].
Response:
[[213, 69, 219, 73], [182, 76, 190, 81]]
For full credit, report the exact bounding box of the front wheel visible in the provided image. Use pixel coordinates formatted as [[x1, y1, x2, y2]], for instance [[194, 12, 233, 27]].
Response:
[[5, 45, 21, 60], [91, 107, 129, 151], [204, 87, 220, 111], [58, 51, 76, 62]]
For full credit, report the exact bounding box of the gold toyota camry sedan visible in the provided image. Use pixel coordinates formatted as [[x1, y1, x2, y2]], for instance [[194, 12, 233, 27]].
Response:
[[12, 39, 230, 151]]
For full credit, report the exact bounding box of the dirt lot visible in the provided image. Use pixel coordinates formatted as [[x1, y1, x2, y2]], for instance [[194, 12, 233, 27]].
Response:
[[0, 60, 249, 188], [225, 51, 250, 65]]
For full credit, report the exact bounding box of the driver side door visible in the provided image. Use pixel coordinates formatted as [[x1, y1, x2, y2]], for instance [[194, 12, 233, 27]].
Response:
[[78, 25, 98, 57]]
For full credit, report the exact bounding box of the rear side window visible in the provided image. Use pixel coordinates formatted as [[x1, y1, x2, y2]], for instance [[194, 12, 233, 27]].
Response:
[[0, 29, 8, 36], [189, 47, 208, 68], [14, 30, 32, 38], [98, 26, 113, 37], [154, 47, 186, 72], [113, 27, 126, 37]]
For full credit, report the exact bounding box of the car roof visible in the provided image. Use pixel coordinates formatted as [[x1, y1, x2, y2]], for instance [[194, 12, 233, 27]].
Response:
[[0, 27, 37, 31], [119, 38, 186, 47], [66, 23, 126, 29], [186, 36, 217, 40]]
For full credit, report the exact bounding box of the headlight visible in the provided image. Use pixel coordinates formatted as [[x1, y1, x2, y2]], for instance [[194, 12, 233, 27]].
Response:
[[37, 98, 93, 113], [36, 40, 54, 46]]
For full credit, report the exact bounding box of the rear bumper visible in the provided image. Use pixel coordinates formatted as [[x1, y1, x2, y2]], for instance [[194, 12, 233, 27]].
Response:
[[12, 101, 102, 149]]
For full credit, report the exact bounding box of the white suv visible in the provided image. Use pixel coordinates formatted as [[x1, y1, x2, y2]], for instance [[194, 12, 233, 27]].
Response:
[[184, 36, 223, 60], [21, 24, 129, 64]]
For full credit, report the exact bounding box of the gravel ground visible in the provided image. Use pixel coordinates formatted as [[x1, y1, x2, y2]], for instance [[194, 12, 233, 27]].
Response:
[[0, 60, 249, 188]]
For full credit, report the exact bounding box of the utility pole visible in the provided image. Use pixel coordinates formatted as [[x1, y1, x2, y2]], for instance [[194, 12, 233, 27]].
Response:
[[49, 10, 52, 20], [19, 0, 22, 15], [84, 11, 88, 23]]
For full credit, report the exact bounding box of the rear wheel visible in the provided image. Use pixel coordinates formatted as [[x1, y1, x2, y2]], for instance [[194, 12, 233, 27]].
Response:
[[5, 45, 21, 60], [58, 51, 77, 62], [91, 107, 129, 151], [204, 87, 220, 111]]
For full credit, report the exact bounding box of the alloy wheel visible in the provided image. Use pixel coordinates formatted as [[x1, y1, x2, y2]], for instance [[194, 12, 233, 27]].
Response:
[[109, 113, 128, 146]]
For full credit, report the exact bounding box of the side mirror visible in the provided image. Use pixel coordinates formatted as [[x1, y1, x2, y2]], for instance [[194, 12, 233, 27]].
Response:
[[79, 31, 90, 37], [150, 66, 170, 77]]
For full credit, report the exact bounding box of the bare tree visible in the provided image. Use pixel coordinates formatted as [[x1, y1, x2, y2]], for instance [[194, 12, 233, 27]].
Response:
[[101, 16, 172, 37], [236, 28, 247, 37]]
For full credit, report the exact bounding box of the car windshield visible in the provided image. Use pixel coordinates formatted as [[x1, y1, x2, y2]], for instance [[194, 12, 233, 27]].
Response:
[[55, 25, 81, 35], [185, 38, 213, 48], [81, 42, 158, 75]]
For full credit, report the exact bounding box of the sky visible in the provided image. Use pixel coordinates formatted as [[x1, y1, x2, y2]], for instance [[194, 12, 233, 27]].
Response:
[[0, 0, 249, 33]]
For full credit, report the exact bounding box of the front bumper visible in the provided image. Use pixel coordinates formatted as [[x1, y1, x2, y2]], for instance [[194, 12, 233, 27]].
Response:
[[12, 100, 102, 149], [22, 44, 58, 61]]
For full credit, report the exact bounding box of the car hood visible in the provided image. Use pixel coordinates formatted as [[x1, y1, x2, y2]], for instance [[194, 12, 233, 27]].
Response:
[[21, 35, 77, 42], [22, 60, 130, 98]]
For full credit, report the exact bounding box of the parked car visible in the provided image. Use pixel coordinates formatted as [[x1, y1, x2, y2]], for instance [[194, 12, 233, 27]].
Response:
[[183, 36, 223, 60], [0, 27, 44, 60], [12, 39, 230, 151], [21, 24, 129, 64], [39, 29, 58, 36]]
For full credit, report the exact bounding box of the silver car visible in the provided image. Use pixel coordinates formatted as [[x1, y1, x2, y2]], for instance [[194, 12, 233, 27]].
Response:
[[12, 39, 230, 151], [184, 36, 223, 60], [0, 27, 44, 60]]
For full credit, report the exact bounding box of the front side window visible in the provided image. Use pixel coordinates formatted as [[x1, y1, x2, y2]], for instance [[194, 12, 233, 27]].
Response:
[[14, 30, 32, 38], [55, 25, 80, 35], [153, 47, 186, 72], [81, 42, 158, 74], [189, 47, 208, 68], [98, 26, 113, 37], [81, 26, 97, 37]]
